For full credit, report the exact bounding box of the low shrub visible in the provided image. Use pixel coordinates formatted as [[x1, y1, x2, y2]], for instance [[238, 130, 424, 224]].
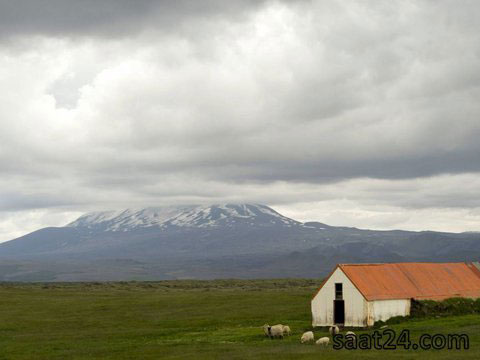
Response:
[[374, 315, 411, 328], [411, 297, 480, 318], [373, 297, 480, 326]]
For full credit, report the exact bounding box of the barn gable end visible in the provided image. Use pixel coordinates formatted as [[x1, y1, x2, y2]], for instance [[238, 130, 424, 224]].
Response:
[[311, 266, 368, 327]]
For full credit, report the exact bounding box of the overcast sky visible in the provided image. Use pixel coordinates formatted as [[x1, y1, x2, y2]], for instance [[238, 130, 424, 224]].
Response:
[[1, 0, 480, 241]]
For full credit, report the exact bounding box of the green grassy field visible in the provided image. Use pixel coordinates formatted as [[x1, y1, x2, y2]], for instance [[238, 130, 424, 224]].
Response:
[[0, 279, 478, 359]]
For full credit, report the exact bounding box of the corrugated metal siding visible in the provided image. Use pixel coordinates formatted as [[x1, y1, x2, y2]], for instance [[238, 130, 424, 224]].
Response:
[[340, 262, 480, 301]]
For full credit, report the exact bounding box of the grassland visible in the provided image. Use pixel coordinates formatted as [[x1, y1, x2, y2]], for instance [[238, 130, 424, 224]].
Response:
[[0, 279, 479, 359]]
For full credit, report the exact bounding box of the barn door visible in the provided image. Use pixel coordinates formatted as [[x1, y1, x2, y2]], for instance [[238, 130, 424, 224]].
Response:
[[334, 282, 345, 325], [334, 300, 345, 324]]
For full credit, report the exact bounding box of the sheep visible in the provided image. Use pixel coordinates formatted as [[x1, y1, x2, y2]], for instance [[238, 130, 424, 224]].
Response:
[[301, 331, 314, 343], [315, 337, 330, 347], [344, 330, 356, 346], [268, 324, 285, 339], [282, 325, 291, 336], [329, 325, 339, 336], [263, 324, 270, 337]]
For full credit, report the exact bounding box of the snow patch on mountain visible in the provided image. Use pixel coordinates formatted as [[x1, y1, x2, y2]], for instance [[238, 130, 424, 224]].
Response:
[[67, 204, 300, 232]]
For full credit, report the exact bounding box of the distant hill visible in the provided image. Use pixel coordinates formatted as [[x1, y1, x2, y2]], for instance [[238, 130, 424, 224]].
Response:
[[0, 204, 479, 281]]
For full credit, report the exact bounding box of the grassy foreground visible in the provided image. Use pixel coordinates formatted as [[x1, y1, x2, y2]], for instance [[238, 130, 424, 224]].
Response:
[[0, 279, 479, 359]]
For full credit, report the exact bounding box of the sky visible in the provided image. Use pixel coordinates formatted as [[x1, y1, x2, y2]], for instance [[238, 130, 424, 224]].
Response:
[[1, 0, 480, 241]]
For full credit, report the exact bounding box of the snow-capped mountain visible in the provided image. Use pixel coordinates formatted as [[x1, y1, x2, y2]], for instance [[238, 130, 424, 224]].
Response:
[[0, 204, 323, 274], [1, 203, 480, 281], [67, 204, 300, 232]]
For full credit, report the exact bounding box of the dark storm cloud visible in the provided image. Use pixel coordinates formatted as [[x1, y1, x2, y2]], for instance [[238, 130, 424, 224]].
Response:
[[0, 0, 286, 39], [0, 192, 75, 212]]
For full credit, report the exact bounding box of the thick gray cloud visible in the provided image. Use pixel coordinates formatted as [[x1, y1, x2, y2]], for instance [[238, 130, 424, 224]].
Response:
[[1, 0, 480, 240], [0, 0, 285, 40]]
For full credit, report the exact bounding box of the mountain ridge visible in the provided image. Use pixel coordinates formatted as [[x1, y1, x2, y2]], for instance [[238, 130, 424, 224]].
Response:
[[0, 203, 479, 281], [66, 204, 300, 232]]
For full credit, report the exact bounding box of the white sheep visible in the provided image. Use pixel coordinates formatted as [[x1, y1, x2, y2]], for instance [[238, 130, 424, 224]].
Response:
[[301, 331, 314, 343], [345, 330, 356, 345], [263, 324, 270, 337], [268, 324, 285, 339], [315, 337, 330, 347], [329, 325, 339, 336], [282, 325, 291, 336]]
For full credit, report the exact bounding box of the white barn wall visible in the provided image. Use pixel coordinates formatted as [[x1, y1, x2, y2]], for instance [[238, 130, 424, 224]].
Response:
[[311, 268, 367, 327], [367, 299, 411, 326]]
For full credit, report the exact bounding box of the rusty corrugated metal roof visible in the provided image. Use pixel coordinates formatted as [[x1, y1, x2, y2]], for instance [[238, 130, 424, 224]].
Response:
[[337, 262, 480, 301]]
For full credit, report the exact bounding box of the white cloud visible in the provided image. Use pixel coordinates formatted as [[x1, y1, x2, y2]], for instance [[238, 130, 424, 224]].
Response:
[[0, 210, 82, 243]]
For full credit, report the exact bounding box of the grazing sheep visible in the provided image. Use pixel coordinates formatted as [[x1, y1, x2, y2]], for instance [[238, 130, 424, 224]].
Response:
[[329, 325, 339, 336], [301, 331, 314, 343], [268, 324, 285, 339], [345, 331, 356, 346], [263, 324, 270, 337], [315, 337, 330, 347], [282, 325, 291, 336]]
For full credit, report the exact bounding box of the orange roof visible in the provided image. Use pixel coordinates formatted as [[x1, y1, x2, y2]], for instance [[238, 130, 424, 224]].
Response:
[[331, 262, 480, 301]]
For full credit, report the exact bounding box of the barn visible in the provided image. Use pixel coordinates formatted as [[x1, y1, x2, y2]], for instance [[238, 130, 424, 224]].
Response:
[[311, 262, 480, 327]]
